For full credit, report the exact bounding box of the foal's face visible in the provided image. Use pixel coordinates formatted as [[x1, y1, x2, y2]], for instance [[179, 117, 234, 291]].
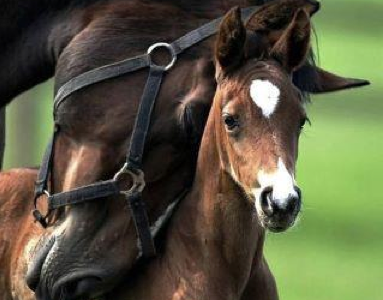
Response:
[[216, 61, 306, 231], [214, 7, 313, 232]]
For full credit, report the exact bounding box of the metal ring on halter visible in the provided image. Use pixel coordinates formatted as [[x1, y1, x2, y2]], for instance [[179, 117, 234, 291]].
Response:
[[113, 163, 146, 196], [147, 42, 177, 71], [33, 190, 51, 228]]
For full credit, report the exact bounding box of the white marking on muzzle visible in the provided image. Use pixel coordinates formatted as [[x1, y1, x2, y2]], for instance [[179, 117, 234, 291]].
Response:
[[250, 79, 280, 118], [252, 158, 297, 210]]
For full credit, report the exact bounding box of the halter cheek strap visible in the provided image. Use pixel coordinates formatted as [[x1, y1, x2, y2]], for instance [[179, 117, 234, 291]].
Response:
[[33, 6, 260, 259]]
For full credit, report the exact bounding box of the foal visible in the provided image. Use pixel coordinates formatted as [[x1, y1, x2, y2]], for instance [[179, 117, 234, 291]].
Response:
[[108, 7, 312, 300]]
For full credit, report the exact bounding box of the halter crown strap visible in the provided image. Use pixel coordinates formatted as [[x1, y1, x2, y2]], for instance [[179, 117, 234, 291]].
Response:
[[34, 6, 260, 258]]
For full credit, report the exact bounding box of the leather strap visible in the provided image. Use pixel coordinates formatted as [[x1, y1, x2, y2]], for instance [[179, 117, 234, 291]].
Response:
[[54, 54, 150, 112], [124, 67, 165, 257], [171, 6, 256, 55], [127, 67, 164, 170], [48, 180, 120, 210], [34, 125, 58, 197], [128, 191, 156, 258]]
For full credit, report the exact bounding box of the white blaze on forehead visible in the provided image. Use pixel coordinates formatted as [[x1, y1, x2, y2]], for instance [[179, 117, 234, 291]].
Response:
[[250, 79, 280, 118], [252, 158, 297, 208]]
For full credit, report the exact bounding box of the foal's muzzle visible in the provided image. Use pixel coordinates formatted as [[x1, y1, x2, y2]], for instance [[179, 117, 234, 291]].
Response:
[[259, 186, 301, 232]]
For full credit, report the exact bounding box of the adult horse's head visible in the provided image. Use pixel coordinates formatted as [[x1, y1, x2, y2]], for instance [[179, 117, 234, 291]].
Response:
[[211, 6, 366, 232], [26, 3, 216, 299]]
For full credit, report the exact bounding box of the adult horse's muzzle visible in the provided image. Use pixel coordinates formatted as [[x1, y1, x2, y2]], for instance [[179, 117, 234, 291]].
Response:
[[26, 233, 104, 300], [25, 218, 130, 300], [258, 186, 302, 232]]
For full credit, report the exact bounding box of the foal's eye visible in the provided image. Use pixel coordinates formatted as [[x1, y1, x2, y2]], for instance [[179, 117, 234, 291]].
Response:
[[223, 114, 239, 131]]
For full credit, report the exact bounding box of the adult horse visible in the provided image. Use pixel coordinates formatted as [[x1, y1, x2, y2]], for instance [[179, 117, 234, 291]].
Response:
[[0, 0, 368, 299]]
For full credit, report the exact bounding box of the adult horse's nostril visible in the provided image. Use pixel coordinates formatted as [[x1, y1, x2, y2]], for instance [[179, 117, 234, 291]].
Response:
[[52, 277, 102, 300], [260, 186, 274, 216]]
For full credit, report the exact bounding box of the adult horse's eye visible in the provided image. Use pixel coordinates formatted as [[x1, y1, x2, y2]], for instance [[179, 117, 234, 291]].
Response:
[[223, 114, 239, 131]]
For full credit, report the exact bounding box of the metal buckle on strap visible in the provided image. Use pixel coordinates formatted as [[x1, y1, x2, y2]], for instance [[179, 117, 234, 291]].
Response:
[[147, 42, 177, 71], [113, 163, 145, 196], [33, 190, 51, 228]]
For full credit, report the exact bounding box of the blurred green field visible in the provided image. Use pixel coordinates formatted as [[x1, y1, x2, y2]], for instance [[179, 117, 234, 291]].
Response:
[[3, 0, 382, 299]]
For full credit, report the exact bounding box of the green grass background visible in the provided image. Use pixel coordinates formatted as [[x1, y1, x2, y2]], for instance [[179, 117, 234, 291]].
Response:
[[3, 0, 382, 299]]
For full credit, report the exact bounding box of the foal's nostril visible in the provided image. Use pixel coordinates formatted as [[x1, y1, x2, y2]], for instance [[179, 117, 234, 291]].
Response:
[[294, 186, 302, 200], [285, 194, 299, 214], [289, 186, 302, 213], [282, 187, 302, 214], [259, 186, 302, 216], [260, 187, 274, 216]]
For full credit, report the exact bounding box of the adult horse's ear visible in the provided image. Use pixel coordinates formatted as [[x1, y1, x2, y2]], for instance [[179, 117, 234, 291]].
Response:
[[270, 9, 311, 73], [293, 64, 370, 93], [215, 7, 246, 76]]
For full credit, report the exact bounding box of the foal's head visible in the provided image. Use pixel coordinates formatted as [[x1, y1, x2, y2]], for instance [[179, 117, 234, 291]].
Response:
[[212, 7, 312, 232]]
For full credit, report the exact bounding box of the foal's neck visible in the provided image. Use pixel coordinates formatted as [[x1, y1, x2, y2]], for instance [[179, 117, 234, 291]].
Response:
[[165, 117, 265, 299]]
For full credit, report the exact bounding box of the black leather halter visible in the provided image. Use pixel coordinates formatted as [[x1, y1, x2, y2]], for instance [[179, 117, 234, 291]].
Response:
[[33, 6, 259, 258]]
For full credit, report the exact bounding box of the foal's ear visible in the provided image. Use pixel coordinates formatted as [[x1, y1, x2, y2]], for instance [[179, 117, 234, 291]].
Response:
[[270, 9, 311, 73], [215, 7, 246, 76], [293, 64, 370, 93]]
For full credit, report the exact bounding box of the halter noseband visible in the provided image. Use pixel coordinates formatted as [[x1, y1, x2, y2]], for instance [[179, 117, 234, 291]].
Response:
[[33, 6, 260, 259]]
